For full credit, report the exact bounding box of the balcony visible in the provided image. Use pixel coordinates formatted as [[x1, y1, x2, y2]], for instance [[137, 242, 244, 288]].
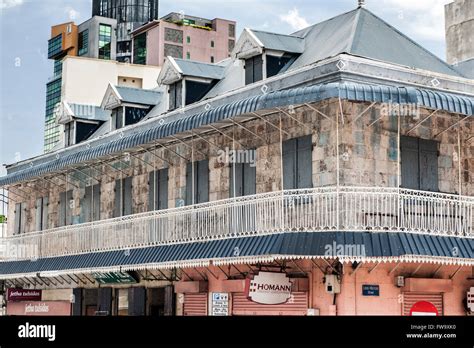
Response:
[[1, 187, 473, 261]]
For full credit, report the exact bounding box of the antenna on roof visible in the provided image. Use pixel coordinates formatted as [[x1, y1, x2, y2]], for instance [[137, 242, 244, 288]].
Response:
[[358, 0, 366, 7]]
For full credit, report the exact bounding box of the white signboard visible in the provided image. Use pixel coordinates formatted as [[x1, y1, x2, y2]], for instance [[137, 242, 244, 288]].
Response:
[[211, 292, 229, 316], [468, 287, 474, 312], [246, 272, 292, 305]]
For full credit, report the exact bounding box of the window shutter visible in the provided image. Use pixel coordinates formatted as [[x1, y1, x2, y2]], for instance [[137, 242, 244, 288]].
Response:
[[59, 191, 67, 227], [128, 287, 146, 316], [245, 57, 254, 85], [401, 136, 420, 190], [297, 135, 313, 189], [97, 288, 113, 315], [93, 184, 101, 221], [35, 198, 43, 231], [83, 186, 93, 223], [14, 203, 21, 235], [253, 55, 263, 82], [230, 163, 244, 198], [185, 162, 193, 205], [158, 168, 168, 210], [65, 190, 73, 226], [197, 160, 209, 203], [20, 202, 27, 233], [419, 139, 439, 192], [123, 177, 133, 216], [42, 197, 49, 230], [114, 179, 122, 217], [283, 138, 297, 189], [148, 171, 156, 211]]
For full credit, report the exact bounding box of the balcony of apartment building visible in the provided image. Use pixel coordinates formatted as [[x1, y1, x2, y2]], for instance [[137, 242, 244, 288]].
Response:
[[0, 83, 472, 266]]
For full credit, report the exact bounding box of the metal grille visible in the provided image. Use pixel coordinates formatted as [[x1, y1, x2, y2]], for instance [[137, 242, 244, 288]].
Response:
[[402, 292, 443, 316], [232, 292, 308, 316], [183, 293, 207, 316]]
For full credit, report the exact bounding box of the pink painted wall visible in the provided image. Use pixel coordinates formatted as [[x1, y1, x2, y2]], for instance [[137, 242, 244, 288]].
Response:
[[140, 18, 236, 66]]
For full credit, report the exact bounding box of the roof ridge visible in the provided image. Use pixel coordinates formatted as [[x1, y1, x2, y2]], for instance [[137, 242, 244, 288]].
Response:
[[174, 58, 225, 68], [357, 7, 460, 75], [291, 7, 360, 36], [347, 7, 363, 53], [250, 28, 304, 39]]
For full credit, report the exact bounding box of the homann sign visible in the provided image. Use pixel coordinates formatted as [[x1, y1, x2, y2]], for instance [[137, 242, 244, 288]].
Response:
[[245, 272, 292, 305], [7, 289, 42, 302]]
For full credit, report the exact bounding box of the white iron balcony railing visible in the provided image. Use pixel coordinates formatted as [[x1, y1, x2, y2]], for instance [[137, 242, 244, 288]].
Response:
[[1, 187, 473, 260]]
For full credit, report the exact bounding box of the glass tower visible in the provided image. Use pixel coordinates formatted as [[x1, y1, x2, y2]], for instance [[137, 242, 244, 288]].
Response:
[[92, 0, 159, 62]]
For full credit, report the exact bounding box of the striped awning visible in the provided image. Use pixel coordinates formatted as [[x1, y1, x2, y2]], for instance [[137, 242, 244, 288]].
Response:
[[0, 232, 472, 279], [1, 82, 473, 186]]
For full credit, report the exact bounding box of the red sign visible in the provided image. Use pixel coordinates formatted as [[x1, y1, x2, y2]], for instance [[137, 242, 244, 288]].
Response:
[[7, 301, 71, 316], [409, 301, 439, 316], [7, 289, 42, 302]]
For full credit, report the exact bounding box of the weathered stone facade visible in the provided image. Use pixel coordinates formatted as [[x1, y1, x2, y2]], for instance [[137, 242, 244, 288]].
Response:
[[7, 99, 473, 235]]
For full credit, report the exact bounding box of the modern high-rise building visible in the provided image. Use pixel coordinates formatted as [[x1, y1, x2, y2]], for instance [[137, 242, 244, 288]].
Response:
[[92, 0, 160, 62], [44, 16, 118, 152]]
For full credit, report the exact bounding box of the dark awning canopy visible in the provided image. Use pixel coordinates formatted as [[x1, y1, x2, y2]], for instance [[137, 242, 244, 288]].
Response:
[[1, 82, 473, 186], [0, 232, 472, 278]]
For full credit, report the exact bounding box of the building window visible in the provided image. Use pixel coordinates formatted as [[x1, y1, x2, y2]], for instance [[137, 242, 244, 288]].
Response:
[[112, 108, 124, 130], [66, 24, 72, 33], [229, 23, 236, 38], [186, 36, 191, 43], [185, 80, 214, 106], [83, 184, 101, 222], [124, 107, 148, 126], [186, 160, 209, 205], [164, 28, 183, 43], [133, 32, 147, 65], [168, 81, 183, 111], [54, 60, 63, 77], [114, 177, 133, 217], [230, 161, 256, 197], [164, 43, 183, 59], [186, 52, 190, 59], [266, 54, 293, 78], [210, 56, 214, 63], [99, 24, 112, 60], [148, 169, 168, 211], [210, 40, 215, 48], [78, 29, 89, 56], [44, 78, 62, 152], [48, 34, 63, 59], [401, 137, 439, 191], [59, 190, 73, 227], [244, 55, 263, 85], [64, 122, 75, 147], [228, 39, 235, 52], [35, 197, 49, 231], [14, 202, 26, 235], [283, 135, 313, 189]]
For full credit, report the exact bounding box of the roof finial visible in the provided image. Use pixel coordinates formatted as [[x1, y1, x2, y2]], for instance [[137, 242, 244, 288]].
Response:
[[358, 0, 366, 7]]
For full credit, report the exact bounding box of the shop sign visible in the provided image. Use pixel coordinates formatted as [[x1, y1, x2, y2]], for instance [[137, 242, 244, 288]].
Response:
[[409, 301, 438, 316], [245, 271, 292, 305], [362, 284, 379, 296], [211, 293, 229, 316], [467, 287, 474, 312], [7, 289, 42, 302], [7, 301, 71, 316], [91, 271, 137, 284]]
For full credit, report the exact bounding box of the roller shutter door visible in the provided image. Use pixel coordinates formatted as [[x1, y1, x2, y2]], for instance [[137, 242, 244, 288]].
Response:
[[402, 292, 443, 316], [183, 293, 208, 316], [232, 292, 308, 316]]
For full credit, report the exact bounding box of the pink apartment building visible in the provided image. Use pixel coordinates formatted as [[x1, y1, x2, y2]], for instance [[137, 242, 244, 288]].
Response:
[[131, 12, 236, 66]]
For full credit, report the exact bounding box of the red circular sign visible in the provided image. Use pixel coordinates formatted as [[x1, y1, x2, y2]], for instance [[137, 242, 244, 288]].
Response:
[[409, 301, 439, 316]]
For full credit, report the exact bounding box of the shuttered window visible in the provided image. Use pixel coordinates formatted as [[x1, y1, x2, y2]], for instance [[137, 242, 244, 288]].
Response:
[[245, 55, 263, 85], [283, 135, 313, 189], [232, 292, 308, 316], [183, 293, 208, 316], [114, 177, 133, 217], [59, 190, 73, 227], [401, 137, 439, 191], [169, 81, 183, 111], [230, 162, 256, 197], [35, 197, 49, 231], [83, 184, 101, 222], [185, 160, 209, 205], [148, 168, 168, 211], [14, 202, 26, 235], [402, 292, 443, 316]]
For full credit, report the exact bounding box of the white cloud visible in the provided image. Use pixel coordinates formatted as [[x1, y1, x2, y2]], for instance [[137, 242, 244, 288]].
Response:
[[0, 0, 23, 10], [374, 0, 452, 42], [64, 6, 80, 21], [279, 8, 309, 31]]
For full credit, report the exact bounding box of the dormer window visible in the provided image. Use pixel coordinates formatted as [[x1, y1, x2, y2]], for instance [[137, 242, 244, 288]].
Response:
[[244, 55, 263, 85], [169, 81, 183, 111]]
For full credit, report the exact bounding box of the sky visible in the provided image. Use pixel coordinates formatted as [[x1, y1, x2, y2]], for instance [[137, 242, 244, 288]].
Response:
[[0, 0, 454, 176]]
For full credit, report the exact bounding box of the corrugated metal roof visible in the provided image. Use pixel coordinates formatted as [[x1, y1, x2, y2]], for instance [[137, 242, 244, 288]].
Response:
[[290, 8, 463, 77], [251, 30, 305, 53], [115, 86, 162, 106], [173, 58, 226, 80], [0, 232, 472, 277], [1, 82, 473, 186]]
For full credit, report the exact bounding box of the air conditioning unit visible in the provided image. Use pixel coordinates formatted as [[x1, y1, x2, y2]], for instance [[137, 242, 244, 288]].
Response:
[[324, 274, 340, 294]]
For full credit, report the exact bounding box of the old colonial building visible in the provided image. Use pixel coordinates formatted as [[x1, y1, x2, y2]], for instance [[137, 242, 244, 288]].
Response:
[[0, 5, 473, 316]]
